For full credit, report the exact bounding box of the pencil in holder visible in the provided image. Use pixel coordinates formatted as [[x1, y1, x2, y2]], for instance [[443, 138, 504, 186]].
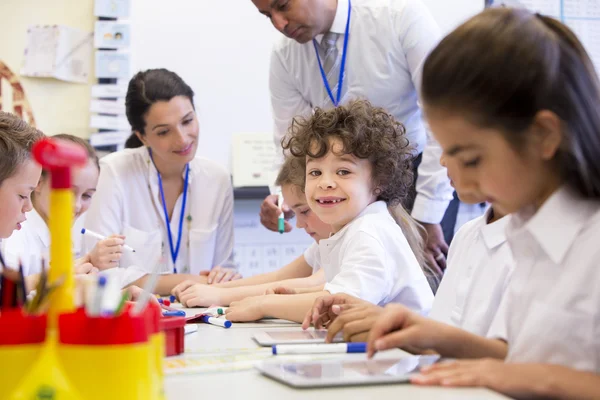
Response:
[[0, 310, 47, 398], [138, 301, 166, 400], [58, 308, 156, 400]]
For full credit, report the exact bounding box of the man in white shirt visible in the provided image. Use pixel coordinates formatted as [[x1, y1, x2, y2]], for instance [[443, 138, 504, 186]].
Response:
[[252, 0, 454, 271]]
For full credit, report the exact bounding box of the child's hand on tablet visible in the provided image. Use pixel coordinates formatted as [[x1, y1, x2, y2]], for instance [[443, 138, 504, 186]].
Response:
[[226, 295, 267, 322], [88, 234, 125, 270], [302, 293, 368, 330], [367, 304, 446, 358], [172, 280, 222, 307], [325, 303, 384, 343]]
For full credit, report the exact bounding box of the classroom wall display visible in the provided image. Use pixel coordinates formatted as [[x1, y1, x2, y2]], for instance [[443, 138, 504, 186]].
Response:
[[94, 21, 131, 49], [94, 0, 130, 18], [488, 0, 600, 71], [95, 51, 130, 79], [0, 61, 36, 126], [21, 25, 93, 83]]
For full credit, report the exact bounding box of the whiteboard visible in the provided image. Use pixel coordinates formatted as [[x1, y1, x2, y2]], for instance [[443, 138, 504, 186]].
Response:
[[130, 0, 483, 172]]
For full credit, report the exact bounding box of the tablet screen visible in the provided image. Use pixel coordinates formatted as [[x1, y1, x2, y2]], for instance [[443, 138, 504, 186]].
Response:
[[279, 355, 439, 380]]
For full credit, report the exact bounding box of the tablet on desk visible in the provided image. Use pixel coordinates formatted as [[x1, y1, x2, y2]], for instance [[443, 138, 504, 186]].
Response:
[[256, 355, 441, 388], [253, 329, 342, 346]]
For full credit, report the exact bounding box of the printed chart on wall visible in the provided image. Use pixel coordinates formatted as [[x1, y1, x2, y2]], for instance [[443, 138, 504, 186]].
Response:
[[491, 0, 600, 71]]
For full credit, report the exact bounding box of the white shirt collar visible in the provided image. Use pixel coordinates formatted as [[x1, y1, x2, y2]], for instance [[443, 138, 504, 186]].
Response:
[[507, 185, 597, 264], [326, 200, 389, 241], [315, 0, 349, 45], [480, 207, 510, 251], [27, 207, 50, 248], [141, 146, 194, 185]]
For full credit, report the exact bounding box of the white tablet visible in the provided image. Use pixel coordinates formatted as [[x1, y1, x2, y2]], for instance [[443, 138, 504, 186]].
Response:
[[256, 355, 441, 388], [253, 329, 343, 346]]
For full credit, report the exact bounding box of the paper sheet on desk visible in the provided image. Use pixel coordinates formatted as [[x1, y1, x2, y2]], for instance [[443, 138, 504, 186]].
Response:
[[164, 351, 339, 376], [178, 306, 299, 328]]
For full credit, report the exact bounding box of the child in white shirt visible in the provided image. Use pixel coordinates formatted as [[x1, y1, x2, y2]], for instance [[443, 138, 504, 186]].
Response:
[[222, 100, 433, 323], [363, 8, 600, 397], [171, 156, 331, 306], [428, 155, 513, 336]]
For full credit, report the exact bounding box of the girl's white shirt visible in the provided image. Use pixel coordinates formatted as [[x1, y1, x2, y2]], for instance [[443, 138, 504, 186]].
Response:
[[1, 208, 85, 275]]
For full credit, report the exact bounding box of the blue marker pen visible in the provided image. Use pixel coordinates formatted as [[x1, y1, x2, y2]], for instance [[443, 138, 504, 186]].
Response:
[[201, 315, 232, 328], [272, 342, 367, 355], [162, 310, 186, 317], [277, 191, 285, 234]]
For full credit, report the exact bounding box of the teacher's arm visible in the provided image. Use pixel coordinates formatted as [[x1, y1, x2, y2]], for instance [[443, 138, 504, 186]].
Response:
[[260, 46, 313, 232]]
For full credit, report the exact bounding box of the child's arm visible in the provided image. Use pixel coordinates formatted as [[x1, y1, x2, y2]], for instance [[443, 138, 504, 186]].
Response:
[[173, 270, 325, 307], [225, 291, 331, 323], [127, 274, 208, 296], [215, 255, 313, 288], [367, 304, 507, 360], [413, 360, 600, 400]]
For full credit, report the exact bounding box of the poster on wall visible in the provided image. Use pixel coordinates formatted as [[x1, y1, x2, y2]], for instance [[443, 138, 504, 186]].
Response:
[[94, 0, 131, 18], [21, 25, 93, 83], [94, 21, 131, 49], [95, 51, 130, 79]]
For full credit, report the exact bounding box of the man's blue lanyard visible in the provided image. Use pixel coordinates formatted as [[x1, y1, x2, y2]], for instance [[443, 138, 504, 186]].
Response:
[[149, 149, 190, 274], [312, 0, 352, 107]]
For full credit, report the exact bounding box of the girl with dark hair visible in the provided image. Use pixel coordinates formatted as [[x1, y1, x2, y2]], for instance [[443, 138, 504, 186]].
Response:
[[353, 8, 600, 398], [85, 69, 240, 294]]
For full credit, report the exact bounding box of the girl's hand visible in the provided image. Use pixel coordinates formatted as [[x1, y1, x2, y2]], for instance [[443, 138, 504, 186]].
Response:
[[88, 234, 126, 270], [366, 304, 447, 357], [325, 303, 384, 343], [301, 293, 368, 330], [172, 280, 222, 307], [225, 296, 267, 322], [200, 266, 242, 284]]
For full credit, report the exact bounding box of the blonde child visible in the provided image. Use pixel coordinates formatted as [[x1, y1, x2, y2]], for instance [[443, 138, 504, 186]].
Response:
[[3, 134, 122, 280], [361, 8, 600, 398], [223, 100, 434, 323], [0, 112, 44, 241], [171, 156, 331, 306]]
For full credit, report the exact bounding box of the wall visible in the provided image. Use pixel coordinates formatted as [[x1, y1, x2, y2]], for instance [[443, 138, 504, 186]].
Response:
[[0, 0, 95, 138]]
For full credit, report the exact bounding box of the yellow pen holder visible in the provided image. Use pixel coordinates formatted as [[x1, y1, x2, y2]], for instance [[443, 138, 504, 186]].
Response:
[[57, 308, 157, 400], [0, 311, 47, 397]]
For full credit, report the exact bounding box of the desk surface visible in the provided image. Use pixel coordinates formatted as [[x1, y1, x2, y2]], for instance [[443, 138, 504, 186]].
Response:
[[164, 308, 509, 400]]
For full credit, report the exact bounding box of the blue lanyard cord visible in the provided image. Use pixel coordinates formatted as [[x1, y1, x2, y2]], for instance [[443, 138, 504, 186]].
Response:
[[312, 0, 352, 107], [149, 149, 190, 274]]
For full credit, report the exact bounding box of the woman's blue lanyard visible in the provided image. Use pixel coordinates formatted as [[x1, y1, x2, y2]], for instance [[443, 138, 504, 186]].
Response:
[[149, 149, 190, 274], [312, 0, 352, 107]]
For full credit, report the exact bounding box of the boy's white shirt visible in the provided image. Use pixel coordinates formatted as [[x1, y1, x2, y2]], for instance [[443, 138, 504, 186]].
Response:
[[303, 242, 321, 273], [317, 201, 433, 314], [83, 147, 235, 288], [490, 186, 600, 372], [1, 208, 85, 275], [429, 207, 513, 336]]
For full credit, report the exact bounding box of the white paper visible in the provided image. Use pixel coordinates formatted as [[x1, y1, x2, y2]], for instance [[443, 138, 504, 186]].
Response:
[[90, 99, 125, 115], [94, 21, 131, 49], [95, 51, 130, 79], [21, 25, 93, 83], [90, 114, 129, 130], [91, 83, 128, 98], [89, 130, 130, 146], [231, 133, 279, 188], [94, 0, 131, 18]]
